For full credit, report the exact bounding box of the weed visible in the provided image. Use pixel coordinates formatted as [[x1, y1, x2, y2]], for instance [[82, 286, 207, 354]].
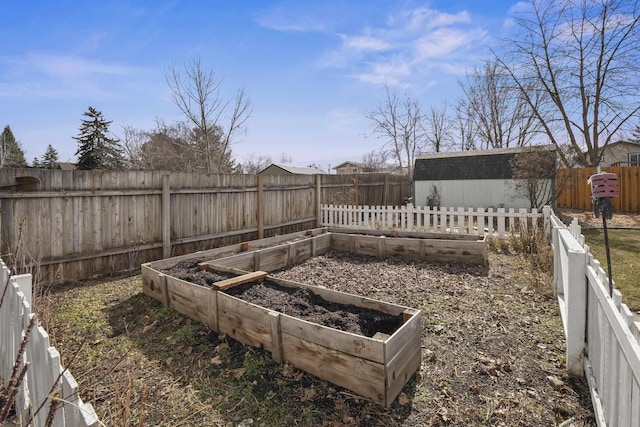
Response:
[[174, 321, 199, 344], [509, 224, 553, 273]]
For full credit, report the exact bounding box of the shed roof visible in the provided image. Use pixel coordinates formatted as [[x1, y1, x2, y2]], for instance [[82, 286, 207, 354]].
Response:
[[414, 145, 556, 181]]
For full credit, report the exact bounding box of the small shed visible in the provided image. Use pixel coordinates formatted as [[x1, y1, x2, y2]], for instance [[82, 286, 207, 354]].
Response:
[[413, 145, 556, 209], [258, 164, 325, 176]]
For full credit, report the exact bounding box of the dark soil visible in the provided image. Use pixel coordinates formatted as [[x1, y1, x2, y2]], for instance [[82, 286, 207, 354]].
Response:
[[225, 280, 403, 337], [163, 258, 235, 286]]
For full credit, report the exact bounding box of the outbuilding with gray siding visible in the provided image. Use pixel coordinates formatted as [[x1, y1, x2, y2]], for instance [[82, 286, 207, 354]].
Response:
[[413, 145, 556, 209]]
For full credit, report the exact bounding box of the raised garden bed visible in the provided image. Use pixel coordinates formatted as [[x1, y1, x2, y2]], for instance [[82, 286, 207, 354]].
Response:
[[141, 228, 486, 406]]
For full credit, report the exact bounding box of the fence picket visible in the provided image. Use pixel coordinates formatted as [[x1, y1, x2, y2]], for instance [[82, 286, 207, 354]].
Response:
[[552, 209, 640, 426], [0, 260, 99, 426]]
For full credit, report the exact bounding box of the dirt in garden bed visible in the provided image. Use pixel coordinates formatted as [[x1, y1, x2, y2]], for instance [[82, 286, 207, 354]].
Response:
[[162, 258, 236, 286], [163, 256, 403, 337], [225, 280, 403, 337]]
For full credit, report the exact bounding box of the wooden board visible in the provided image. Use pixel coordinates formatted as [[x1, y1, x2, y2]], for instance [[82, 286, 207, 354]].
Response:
[[287, 239, 313, 265], [146, 228, 327, 270], [256, 245, 289, 272], [280, 333, 387, 406], [328, 227, 479, 241], [378, 237, 422, 259], [279, 314, 385, 364], [329, 233, 352, 253], [312, 233, 332, 256], [165, 276, 211, 327], [210, 251, 255, 271], [211, 271, 267, 291], [141, 265, 167, 306], [385, 309, 422, 363], [216, 293, 274, 351]]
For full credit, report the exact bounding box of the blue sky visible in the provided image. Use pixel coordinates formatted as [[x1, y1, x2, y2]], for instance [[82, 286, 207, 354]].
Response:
[[1, 1, 520, 171]]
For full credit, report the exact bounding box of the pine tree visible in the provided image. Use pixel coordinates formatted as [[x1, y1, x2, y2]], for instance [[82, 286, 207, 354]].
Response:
[[41, 144, 59, 168], [73, 107, 124, 170], [33, 144, 60, 168], [1, 125, 27, 167]]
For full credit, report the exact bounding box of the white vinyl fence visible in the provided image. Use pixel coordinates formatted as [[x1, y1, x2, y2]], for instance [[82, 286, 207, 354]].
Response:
[[321, 204, 545, 238], [550, 212, 640, 426], [0, 261, 99, 426]]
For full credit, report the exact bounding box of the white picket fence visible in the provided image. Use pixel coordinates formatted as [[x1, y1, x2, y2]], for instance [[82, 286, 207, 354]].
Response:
[[550, 212, 640, 426], [0, 261, 99, 426], [321, 204, 546, 238]]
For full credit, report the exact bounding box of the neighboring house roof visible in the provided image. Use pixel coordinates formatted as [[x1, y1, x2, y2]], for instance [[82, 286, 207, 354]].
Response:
[[333, 161, 363, 170], [57, 162, 76, 171], [602, 140, 640, 150], [258, 164, 325, 175]]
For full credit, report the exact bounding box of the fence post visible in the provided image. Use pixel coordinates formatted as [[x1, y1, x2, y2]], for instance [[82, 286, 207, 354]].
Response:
[[315, 175, 322, 228], [407, 203, 414, 231], [162, 174, 171, 259], [564, 232, 587, 377], [257, 175, 264, 239]]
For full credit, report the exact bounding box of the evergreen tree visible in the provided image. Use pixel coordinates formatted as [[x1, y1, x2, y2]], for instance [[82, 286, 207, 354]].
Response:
[[1, 125, 27, 167], [33, 144, 60, 168], [41, 144, 59, 168], [73, 107, 124, 170]]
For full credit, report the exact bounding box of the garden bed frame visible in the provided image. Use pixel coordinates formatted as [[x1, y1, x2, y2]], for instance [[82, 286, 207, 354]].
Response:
[[141, 228, 486, 406]]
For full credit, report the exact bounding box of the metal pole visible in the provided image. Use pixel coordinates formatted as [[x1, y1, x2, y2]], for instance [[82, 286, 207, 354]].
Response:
[[602, 213, 614, 296]]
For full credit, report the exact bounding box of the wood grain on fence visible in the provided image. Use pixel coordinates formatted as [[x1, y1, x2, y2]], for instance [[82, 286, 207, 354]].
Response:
[[0, 169, 410, 282], [557, 166, 640, 213]]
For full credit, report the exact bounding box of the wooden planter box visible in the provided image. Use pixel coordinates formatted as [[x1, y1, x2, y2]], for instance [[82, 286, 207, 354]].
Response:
[[141, 228, 483, 406]]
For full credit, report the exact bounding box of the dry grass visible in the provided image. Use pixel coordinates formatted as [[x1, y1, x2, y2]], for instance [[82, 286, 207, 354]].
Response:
[[34, 242, 595, 426]]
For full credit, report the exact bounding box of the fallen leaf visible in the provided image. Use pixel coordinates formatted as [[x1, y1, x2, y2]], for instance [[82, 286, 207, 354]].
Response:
[[547, 375, 564, 390], [184, 346, 193, 355], [398, 393, 411, 404], [232, 368, 245, 379], [215, 342, 229, 353], [210, 355, 223, 365]]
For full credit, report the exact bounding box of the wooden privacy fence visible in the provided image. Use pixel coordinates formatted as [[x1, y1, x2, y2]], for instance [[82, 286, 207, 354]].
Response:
[[0, 261, 99, 426], [322, 204, 548, 239], [550, 211, 640, 425], [557, 165, 640, 213], [0, 169, 410, 283]]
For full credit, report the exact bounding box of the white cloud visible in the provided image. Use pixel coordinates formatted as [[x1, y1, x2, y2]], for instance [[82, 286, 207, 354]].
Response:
[[414, 28, 482, 59], [341, 35, 391, 52], [405, 7, 471, 31], [320, 4, 490, 88], [19, 53, 140, 78]]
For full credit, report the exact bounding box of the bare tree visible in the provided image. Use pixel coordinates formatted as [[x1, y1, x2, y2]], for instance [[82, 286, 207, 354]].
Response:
[[460, 61, 541, 149], [166, 57, 252, 173], [425, 103, 454, 153], [120, 124, 146, 168], [361, 149, 388, 172], [453, 97, 478, 151], [366, 85, 426, 178], [497, 0, 640, 167], [510, 146, 557, 208], [238, 154, 273, 174]]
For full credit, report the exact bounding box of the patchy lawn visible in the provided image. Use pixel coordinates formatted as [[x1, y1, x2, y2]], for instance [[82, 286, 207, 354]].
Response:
[[35, 247, 595, 426], [581, 228, 640, 312]]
